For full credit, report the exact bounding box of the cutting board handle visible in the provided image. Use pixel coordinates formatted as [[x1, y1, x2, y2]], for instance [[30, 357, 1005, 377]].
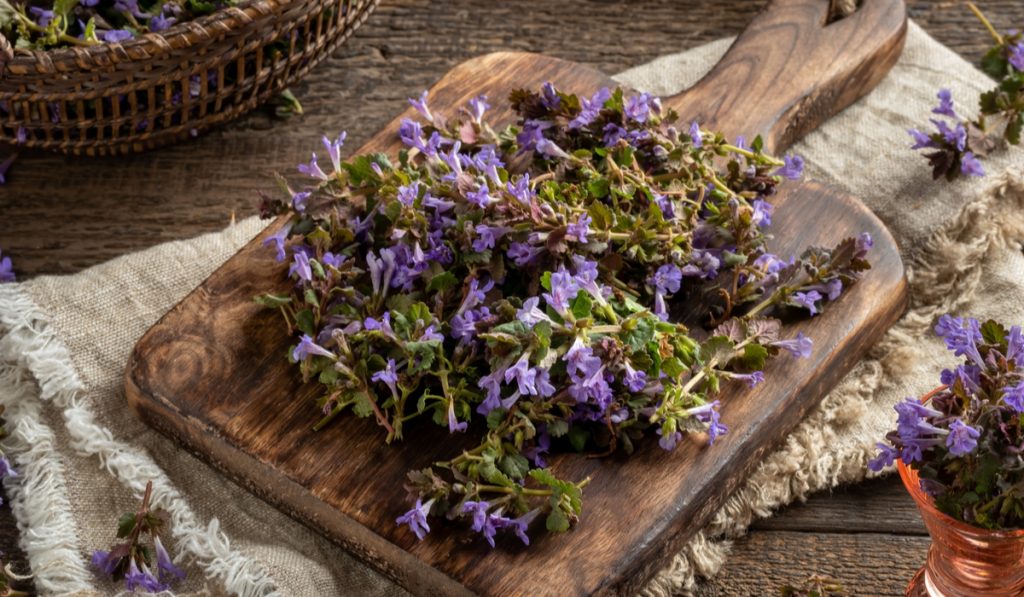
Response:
[[661, 0, 906, 153]]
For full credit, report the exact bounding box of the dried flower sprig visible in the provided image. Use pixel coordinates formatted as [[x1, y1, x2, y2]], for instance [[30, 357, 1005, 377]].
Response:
[[257, 82, 872, 547], [908, 3, 1023, 180], [870, 315, 1024, 530], [90, 481, 185, 592]]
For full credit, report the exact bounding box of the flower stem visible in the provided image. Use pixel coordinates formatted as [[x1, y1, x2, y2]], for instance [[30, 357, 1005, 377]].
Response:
[[966, 2, 1004, 46]]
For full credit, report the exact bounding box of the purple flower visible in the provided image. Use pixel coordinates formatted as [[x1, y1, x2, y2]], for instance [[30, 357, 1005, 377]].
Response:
[[946, 418, 980, 456], [961, 152, 985, 177], [771, 333, 813, 359], [542, 268, 580, 313], [751, 199, 773, 227], [289, 251, 313, 282], [91, 550, 118, 576], [396, 182, 420, 207], [297, 153, 329, 180], [625, 92, 656, 123], [291, 191, 311, 212], [466, 183, 494, 208], [125, 559, 168, 593], [933, 119, 966, 151], [29, 6, 54, 26], [565, 337, 602, 379], [932, 88, 957, 118], [774, 155, 804, 180], [541, 82, 561, 110], [506, 174, 535, 205], [908, 128, 936, 150], [733, 371, 765, 388], [0, 250, 14, 283], [517, 119, 552, 153], [934, 314, 985, 367], [534, 368, 556, 398], [420, 324, 443, 343], [569, 88, 610, 129], [1003, 381, 1024, 412], [507, 241, 540, 266], [687, 401, 728, 445], [855, 232, 873, 258], [398, 118, 426, 151], [602, 123, 626, 147], [451, 306, 490, 344], [103, 29, 135, 43], [654, 194, 675, 219], [80, 0, 101, 6], [372, 358, 399, 390], [364, 312, 393, 334], [867, 442, 898, 472], [0, 456, 15, 480], [536, 138, 571, 160], [153, 536, 185, 582], [648, 263, 682, 294], [322, 251, 345, 269], [688, 121, 702, 148], [792, 290, 822, 316], [396, 498, 433, 540], [408, 90, 433, 122], [1007, 325, 1024, 365], [292, 334, 334, 361], [567, 213, 591, 243], [623, 362, 647, 392], [658, 427, 682, 451], [1009, 42, 1024, 72], [472, 224, 508, 252], [462, 500, 490, 532], [517, 297, 551, 326], [447, 400, 467, 433], [149, 12, 176, 31], [422, 192, 454, 213], [466, 94, 490, 123], [322, 132, 347, 173], [681, 249, 720, 279], [504, 352, 538, 395]]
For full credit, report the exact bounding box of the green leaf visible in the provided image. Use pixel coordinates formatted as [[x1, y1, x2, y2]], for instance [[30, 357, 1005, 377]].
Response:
[[0, 0, 15, 29], [351, 392, 375, 418], [53, 0, 76, 18], [621, 316, 655, 351], [486, 408, 507, 430], [981, 47, 1009, 81], [116, 513, 137, 539], [740, 343, 769, 371], [587, 178, 610, 200], [480, 456, 515, 487], [404, 341, 438, 374], [547, 419, 569, 437], [254, 293, 291, 308], [499, 453, 530, 480], [426, 271, 459, 293], [750, 135, 764, 153], [546, 508, 570, 533], [295, 309, 316, 336], [571, 292, 593, 320], [540, 271, 552, 292], [661, 357, 686, 379], [303, 288, 319, 307], [567, 425, 588, 452], [1006, 113, 1022, 146], [980, 319, 1008, 347], [700, 335, 736, 366]]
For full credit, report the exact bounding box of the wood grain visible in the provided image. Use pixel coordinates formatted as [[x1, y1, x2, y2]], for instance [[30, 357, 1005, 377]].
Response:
[[125, 3, 911, 591], [4, 1, 1024, 595]]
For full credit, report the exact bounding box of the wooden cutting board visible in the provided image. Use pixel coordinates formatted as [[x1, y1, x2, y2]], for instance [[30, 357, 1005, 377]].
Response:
[[126, 1, 909, 594]]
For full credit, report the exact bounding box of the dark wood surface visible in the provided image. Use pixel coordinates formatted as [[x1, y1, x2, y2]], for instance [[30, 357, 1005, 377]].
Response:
[[125, 2, 908, 594], [3, 1, 1023, 595]]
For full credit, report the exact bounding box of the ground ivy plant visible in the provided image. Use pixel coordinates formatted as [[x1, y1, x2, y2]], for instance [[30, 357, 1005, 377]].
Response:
[[908, 2, 1024, 180], [871, 315, 1024, 530], [256, 82, 873, 547]]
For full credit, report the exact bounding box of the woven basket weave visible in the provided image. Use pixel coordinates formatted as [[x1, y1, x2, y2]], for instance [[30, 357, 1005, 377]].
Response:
[[0, 0, 378, 156]]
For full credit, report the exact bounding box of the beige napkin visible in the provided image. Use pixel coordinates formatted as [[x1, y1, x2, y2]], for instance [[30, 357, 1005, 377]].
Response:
[[1, 21, 1022, 596]]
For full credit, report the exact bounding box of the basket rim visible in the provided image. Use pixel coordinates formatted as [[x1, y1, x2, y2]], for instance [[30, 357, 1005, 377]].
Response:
[[4, 0, 374, 71]]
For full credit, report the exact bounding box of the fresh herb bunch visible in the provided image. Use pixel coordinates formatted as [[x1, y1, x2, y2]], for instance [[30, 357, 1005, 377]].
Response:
[[257, 82, 873, 547], [0, 0, 227, 49], [908, 2, 1024, 180], [90, 481, 185, 592], [870, 315, 1024, 530]]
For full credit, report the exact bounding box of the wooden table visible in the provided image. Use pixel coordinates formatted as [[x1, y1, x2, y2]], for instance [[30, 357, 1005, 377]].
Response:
[[1, 1, 1021, 594]]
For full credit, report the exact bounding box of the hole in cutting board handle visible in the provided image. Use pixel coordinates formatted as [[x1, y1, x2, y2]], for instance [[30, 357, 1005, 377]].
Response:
[[827, 0, 862, 24]]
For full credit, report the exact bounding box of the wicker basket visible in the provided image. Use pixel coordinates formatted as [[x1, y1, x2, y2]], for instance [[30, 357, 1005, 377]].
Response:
[[0, 0, 378, 156]]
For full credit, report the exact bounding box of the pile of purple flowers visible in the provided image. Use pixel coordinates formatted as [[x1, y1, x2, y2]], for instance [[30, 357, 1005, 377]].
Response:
[[258, 82, 872, 547], [4, 0, 216, 49], [90, 481, 185, 592], [871, 315, 1024, 529], [909, 6, 1024, 181]]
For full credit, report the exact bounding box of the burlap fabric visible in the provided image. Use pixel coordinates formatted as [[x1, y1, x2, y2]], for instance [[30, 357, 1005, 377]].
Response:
[[1, 21, 1022, 596]]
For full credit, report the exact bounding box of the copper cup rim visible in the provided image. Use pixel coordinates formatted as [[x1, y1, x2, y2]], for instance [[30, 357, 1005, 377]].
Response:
[[896, 385, 1024, 540]]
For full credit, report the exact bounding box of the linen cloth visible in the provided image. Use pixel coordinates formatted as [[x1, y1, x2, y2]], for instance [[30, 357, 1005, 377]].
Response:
[[1, 21, 1023, 596]]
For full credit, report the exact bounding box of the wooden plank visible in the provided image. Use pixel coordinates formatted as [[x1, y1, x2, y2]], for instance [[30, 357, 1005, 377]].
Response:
[[698, 530, 929, 596], [124, 4, 911, 590], [752, 476, 927, 536]]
